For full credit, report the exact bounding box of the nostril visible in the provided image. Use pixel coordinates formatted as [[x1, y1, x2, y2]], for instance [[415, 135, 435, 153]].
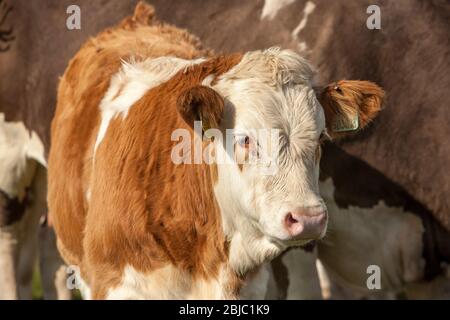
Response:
[[285, 212, 299, 226]]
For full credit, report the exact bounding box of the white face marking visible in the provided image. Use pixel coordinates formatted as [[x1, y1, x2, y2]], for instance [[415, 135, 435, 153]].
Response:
[[94, 57, 205, 153], [292, 1, 316, 38], [209, 48, 327, 274], [260, 0, 296, 20]]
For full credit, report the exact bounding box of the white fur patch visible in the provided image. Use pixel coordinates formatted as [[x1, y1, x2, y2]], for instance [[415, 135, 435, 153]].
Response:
[[0, 113, 46, 199], [106, 265, 229, 300], [297, 41, 309, 53], [292, 1, 316, 38], [261, 0, 296, 20], [94, 57, 205, 153]]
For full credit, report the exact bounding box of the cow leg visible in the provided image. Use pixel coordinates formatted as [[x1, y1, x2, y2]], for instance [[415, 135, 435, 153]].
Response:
[[314, 259, 370, 299], [0, 116, 43, 299], [0, 224, 19, 299], [315, 259, 332, 299], [28, 165, 71, 300], [239, 263, 272, 299], [281, 248, 323, 299], [264, 247, 323, 300], [0, 162, 37, 299], [15, 199, 40, 300], [15, 165, 51, 299], [264, 262, 279, 299], [0, 178, 39, 300], [39, 223, 71, 300]]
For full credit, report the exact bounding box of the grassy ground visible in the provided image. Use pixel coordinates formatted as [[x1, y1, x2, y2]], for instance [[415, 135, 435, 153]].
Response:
[[32, 265, 43, 300], [32, 264, 81, 300]]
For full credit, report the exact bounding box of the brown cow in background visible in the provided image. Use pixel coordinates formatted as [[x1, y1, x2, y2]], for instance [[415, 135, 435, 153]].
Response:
[[0, 0, 449, 299]]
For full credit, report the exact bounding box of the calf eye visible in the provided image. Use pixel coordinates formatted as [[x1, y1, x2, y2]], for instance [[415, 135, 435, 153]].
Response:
[[333, 85, 343, 94], [236, 135, 251, 148]]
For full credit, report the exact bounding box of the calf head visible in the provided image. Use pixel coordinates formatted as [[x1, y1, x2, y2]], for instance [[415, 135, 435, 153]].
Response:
[[176, 48, 384, 271]]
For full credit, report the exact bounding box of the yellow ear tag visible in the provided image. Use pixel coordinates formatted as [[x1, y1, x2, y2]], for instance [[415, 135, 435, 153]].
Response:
[[332, 112, 359, 133]]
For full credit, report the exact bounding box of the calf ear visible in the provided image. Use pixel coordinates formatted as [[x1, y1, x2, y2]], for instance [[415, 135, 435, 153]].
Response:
[[318, 80, 384, 139], [176, 85, 224, 132]]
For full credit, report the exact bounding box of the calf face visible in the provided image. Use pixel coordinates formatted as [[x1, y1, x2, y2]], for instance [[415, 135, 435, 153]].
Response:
[[178, 48, 384, 252]]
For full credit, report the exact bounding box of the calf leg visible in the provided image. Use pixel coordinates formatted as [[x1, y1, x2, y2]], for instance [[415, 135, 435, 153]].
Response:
[[30, 165, 71, 300]]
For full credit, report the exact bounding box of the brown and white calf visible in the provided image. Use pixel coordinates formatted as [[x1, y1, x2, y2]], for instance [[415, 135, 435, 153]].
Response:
[[48, 3, 383, 299]]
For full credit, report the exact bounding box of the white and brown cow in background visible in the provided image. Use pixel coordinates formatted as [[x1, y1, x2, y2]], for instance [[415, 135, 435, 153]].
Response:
[[47, 3, 382, 299], [0, 0, 153, 300], [0, 0, 70, 300]]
